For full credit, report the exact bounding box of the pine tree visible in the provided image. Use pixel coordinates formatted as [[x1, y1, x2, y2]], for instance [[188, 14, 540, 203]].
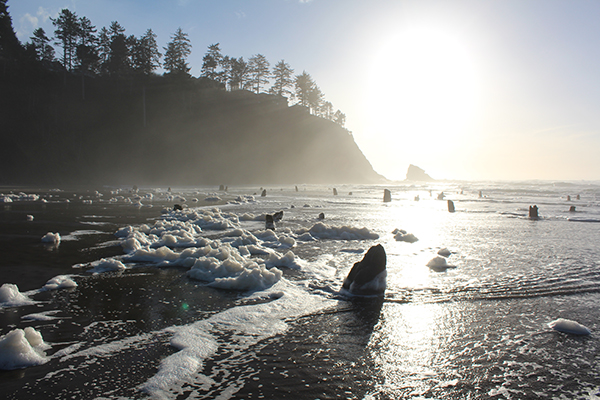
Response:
[[131, 29, 161, 75], [269, 59, 294, 99], [163, 27, 192, 76], [201, 43, 223, 82], [30, 28, 54, 63], [248, 54, 270, 93], [51, 9, 81, 71], [294, 71, 315, 108]]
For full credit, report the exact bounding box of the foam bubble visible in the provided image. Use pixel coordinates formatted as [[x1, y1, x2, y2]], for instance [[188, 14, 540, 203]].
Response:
[[41, 232, 61, 244], [42, 275, 78, 291], [0, 327, 49, 370], [548, 318, 591, 335], [0, 283, 34, 307]]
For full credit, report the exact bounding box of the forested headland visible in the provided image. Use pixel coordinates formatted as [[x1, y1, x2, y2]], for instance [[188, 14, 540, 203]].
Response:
[[0, 2, 384, 186]]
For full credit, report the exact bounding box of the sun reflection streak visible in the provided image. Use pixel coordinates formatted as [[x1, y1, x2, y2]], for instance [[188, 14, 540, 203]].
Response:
[[368, 303, 458, 396]]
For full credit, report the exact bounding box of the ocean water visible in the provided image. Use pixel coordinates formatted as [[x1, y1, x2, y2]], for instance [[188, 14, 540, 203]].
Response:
[[1, 181, 600, 399]]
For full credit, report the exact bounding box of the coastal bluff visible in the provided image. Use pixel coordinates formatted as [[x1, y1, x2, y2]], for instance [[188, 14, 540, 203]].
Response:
[[1, 75, 384, 186]]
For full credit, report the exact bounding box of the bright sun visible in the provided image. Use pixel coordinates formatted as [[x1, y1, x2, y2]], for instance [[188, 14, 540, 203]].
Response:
[[363, 26, 480, 179]]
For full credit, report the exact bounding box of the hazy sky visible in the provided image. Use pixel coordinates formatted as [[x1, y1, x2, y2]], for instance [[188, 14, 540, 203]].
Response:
[[9, 0, 600, 181]]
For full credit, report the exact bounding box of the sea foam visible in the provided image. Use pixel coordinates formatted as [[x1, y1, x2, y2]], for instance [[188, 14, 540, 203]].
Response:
[[0, 327, 49, 370]]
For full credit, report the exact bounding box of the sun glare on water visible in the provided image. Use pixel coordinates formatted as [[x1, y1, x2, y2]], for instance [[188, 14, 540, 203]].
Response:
[[364, 26, 481, 179]]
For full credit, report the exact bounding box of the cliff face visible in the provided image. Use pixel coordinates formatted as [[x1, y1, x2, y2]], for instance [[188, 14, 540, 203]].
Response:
[[0, 74, 384, 186]]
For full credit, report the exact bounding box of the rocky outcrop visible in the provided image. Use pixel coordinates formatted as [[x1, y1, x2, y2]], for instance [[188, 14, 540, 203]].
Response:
[[406, 164, 434, 181]]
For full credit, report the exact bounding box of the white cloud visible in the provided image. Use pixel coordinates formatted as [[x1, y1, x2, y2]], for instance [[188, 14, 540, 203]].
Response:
[[21, 13, 38, 28], [37, 7, 53, 23]]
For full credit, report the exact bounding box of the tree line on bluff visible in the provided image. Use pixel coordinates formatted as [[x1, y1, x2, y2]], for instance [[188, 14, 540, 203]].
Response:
[[0, 1, 382, 185], [19, 6, 346, 125]]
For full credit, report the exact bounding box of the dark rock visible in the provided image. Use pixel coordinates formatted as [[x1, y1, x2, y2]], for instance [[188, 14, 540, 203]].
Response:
[[529, 205, 539, 219], [273, 211, 284, 222], [406, 164, 434, 181], [173, 204, 183, 211], [569, 206, 576, 212], [261, 189, 267, 197], [448, 200, 455, 213], [342, 244, 387, 295], [383, 189, 391, 202], [265, 214, 275, 230], [318, 212, 325, 220], [333, 188, 338, 196]]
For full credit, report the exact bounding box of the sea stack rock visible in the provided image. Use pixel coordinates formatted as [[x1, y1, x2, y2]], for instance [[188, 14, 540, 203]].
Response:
[[405, 164, 434, 181], [383, 189, 392, 202], [342, 244, 387, 295], [261, 189, 267, 197], [333, 188, 338, 196]]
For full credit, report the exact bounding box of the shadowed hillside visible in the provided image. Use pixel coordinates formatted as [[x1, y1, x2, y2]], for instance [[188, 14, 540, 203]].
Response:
[[1, 73, 384, 186]]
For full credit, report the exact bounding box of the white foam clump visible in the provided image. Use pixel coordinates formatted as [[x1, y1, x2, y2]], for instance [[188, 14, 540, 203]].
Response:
[[0, 283, 34, 307], [42, 275, 77, 291], [393, 228, 418, 243], [86, 258, 127, 273], [0, 195, 13, 203], [26, 215, 34, 221], [41, 232, 61, 244], [548, 318, 591, 335], [427, 256, 455, 271], [0, 327, 49, 370], [299, 222, 379, 240]]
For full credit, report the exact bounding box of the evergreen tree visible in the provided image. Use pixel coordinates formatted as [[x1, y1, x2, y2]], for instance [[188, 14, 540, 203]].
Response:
[[248, 53, 270, 93], [308, 84, 324, 115], [29, 27, 54, 63], [224, 56, 248, 91], [75, 16, 98, 73], [51, 8, 81, 71], [321, 101, 334, 121], [131, 29, 161, 75], [201, 43, 223, 82], [104, 22, 130, 76], [294, 71, 315, 108], [269, 59, 294, 99], [163, 27, 191, 76], [97, 27, 110, 74], [334, 110, 346, 127], [0, 0, 23, 60]]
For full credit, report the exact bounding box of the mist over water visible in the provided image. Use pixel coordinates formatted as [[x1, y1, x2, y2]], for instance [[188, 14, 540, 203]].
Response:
[[1, 181, 599, 399]]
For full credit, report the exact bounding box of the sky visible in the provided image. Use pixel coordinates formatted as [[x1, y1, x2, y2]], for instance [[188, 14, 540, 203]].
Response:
[[8, 0, 600, 181]]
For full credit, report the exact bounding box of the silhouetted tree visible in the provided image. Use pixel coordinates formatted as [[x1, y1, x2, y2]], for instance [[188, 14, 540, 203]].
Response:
[[29, 27, 54, 63], [97, 27, 110, 74], [294, 71, 314, 108], [163, 27, 191, 76], [75, 16, 98, 73], [321, 101, 333, 121], [308, 84, 324, 115], [269, 59, 294, 99], [131, 29, 161, 75], [104, 21, 131, 76], [52, 9, 80, 71], [334, 110, 346, 127], [0, 0, 23, 61], [223, 56, 248, 91], [248, 53, 270, 93], [201, 43, 223, 82]]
